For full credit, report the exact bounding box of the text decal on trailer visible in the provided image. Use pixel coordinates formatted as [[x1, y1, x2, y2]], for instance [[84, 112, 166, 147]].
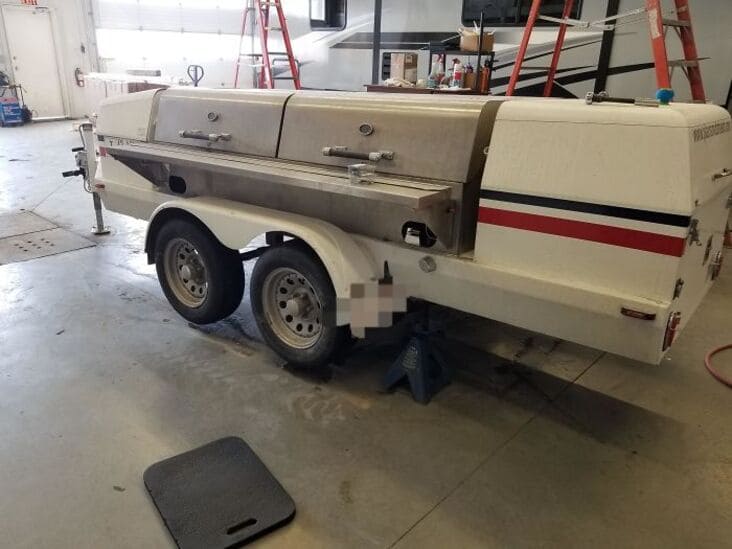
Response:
[[693, 121, 730, 142]]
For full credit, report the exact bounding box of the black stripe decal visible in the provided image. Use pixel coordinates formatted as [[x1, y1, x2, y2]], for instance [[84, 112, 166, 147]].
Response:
[[479, 190, 691, 227], [491, 40, 602, 71], [332, 31, 458, 50], [490, 64, 593, 88], [554, 62, 655, 87], [489, 62, 654, 94], [594, 0, 620, 93]]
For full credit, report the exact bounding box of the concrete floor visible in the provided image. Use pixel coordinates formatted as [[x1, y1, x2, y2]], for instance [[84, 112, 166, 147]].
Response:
[[0, 120, 731, 549]]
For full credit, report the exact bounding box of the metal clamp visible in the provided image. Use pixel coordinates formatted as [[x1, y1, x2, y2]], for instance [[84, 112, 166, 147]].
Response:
[[713, 168, 731, 181], [178, 130, 232, 142], [348, 163, 375, 185], [322, 146, 395, 163]]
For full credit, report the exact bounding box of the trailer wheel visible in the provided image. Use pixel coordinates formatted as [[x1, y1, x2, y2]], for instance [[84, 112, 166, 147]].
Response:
[[251, 244, 347, 367], [154, 218, 244, 324]]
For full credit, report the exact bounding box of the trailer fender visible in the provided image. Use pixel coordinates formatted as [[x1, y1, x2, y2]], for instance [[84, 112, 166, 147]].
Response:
[[145, 197, 380, 303]]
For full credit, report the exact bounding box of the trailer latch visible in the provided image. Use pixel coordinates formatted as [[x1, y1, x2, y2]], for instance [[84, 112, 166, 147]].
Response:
[[687, 218, 701, 246], [621, 307, 656, 321], [710, 251, 724, 280], [712, 168, 731, 181], [673, 278, 684, 299], [663, 312, 682, 351]]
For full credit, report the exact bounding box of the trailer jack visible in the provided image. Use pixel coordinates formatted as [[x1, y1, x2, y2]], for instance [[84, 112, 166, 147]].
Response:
[[62, 122, 110, 236]]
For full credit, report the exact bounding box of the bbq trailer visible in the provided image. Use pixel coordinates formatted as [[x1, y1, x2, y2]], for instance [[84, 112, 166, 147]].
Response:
[[82, 87, 731, 367]]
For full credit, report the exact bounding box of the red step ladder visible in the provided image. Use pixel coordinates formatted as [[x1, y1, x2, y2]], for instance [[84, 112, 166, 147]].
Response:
[[233, 0, 301, 90], [506, 0, 706, 101]]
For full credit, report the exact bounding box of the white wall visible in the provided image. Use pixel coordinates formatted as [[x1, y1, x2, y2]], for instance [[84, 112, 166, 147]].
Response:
[[0, 0, 98, 118]]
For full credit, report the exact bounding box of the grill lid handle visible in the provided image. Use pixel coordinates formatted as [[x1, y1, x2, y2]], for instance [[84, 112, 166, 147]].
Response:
[[322, 146, 394, 163], [178, 130, 232, 142]]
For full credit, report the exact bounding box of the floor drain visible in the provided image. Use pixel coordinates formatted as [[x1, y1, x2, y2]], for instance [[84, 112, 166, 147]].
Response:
[[0, 226, 94, 265]]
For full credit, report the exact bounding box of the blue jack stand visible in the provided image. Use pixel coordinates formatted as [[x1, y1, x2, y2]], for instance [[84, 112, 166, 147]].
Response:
[[382, 315, 451, 404]]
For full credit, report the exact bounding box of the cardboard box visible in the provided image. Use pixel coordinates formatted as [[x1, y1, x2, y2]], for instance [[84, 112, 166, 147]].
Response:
[[459, 30, 494, 53], [390, 53, 419, 84]]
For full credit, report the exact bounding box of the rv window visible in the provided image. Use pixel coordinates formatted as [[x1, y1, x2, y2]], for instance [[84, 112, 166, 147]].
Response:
[[310, 0, 346, 31], [462, 0, 582, 26]]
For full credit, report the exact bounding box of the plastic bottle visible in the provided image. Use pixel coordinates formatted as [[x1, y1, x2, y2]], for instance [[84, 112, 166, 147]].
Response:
[[427, 55, 442, 89], [464, 61, 475, 90], [451, 59, 464, 88], [479, 58, 491, 94]]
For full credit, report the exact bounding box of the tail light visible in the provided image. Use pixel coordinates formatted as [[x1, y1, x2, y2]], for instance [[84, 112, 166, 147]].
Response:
[[663, 311, 682, 351], [710, 251, 724, 280]]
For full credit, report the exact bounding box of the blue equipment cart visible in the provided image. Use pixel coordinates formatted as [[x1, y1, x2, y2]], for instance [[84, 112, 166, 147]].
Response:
[[0, 96, 23, 126]]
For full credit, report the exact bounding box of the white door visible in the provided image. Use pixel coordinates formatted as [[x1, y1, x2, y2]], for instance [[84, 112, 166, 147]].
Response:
[[1, 5, 66, 119]]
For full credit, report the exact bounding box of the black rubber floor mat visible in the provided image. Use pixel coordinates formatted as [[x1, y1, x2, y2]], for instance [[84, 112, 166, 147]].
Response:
[[144, 437, 295, 548]]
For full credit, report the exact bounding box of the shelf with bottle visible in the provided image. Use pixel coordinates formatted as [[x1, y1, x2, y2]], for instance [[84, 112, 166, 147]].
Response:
[[426, 50, 495, 94]]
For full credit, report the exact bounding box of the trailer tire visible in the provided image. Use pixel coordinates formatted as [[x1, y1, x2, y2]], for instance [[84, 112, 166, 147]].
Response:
[[154, 218, 244, 324], [251, 243, 347, 368]]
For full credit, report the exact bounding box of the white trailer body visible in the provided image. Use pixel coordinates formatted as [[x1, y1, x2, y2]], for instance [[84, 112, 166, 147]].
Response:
[[93, 88, 731, 365]]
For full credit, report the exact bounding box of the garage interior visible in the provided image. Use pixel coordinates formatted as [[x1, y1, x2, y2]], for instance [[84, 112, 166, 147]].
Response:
[[1, 1, 731, 548]]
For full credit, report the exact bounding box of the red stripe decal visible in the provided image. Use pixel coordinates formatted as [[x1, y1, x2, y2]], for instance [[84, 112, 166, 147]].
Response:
[[478, 207, 686, 257]]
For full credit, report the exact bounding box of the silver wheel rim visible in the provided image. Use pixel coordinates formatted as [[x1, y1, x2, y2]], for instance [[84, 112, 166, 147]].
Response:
[[163, 237, 208, 308], [262, 267, 323, 349]]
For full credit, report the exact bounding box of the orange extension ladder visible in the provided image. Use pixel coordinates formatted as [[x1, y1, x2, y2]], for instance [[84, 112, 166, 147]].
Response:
[[233, 0, 301, 90], [506, 0, 705, 101]]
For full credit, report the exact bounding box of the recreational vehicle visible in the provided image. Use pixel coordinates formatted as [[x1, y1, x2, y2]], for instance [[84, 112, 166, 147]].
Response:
[[93, 1, 732, 105]]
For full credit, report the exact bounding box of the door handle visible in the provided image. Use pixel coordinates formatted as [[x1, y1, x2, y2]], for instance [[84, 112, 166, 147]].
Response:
[[713, 168, 731, 181], [178, 130, 231, 142], [322, 146, 395, 163]]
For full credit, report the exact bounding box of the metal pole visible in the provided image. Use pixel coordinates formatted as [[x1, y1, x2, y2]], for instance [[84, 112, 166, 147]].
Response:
[[594, 0, 620, 93], [371, 0, 383, 85], [475, 11, 484, 91], [91, 192, 108, 235]]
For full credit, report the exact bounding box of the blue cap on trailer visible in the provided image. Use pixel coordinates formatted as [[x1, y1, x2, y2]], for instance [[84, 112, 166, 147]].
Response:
[[656, 88, 675, 105]]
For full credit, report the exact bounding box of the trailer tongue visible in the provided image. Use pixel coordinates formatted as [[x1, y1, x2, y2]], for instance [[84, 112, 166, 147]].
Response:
[[90, 88, 731, 366]]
